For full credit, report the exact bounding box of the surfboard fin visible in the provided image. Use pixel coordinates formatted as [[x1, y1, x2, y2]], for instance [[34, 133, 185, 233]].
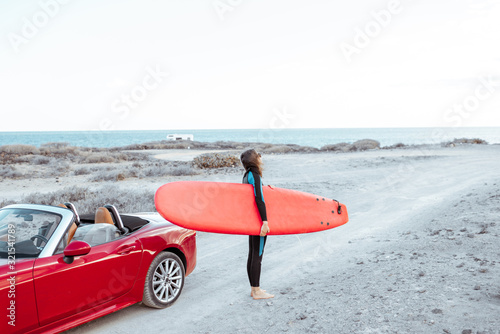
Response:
[[333, 199, 342, 214]]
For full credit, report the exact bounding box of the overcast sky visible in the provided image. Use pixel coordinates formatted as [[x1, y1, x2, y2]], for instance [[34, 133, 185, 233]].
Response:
[[1, 0, 499, 131]]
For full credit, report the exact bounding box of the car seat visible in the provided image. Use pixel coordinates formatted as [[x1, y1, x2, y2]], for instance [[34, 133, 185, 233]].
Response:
[[71, 207, 120, 246]]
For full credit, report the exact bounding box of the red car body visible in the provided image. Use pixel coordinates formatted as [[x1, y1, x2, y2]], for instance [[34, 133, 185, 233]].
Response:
[[0, 204, 196, 334]]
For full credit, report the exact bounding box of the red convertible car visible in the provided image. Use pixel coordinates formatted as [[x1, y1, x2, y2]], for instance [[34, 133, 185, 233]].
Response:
[[0, 203, 196, 334]]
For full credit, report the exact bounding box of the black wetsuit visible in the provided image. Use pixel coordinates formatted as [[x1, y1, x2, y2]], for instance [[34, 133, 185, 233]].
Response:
[[243, 167, 267, 287]]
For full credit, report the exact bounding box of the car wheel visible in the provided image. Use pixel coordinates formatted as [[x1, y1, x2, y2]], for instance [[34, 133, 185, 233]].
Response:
[[142, 251, 185, 308]]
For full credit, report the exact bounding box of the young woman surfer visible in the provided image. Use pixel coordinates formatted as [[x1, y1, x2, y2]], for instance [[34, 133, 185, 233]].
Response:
[[240, 149, 274, 300]]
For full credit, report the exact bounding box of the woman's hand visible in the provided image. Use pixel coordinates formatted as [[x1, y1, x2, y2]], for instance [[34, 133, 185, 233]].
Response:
[[260, 221, 270, 236]]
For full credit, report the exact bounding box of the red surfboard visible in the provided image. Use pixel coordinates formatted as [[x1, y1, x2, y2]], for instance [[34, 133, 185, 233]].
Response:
[[155, 181, 348, 235]]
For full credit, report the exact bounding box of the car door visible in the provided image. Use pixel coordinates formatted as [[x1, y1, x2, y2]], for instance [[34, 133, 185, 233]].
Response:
[[0, 258, 38, 334], [33, 235, 142, 326]]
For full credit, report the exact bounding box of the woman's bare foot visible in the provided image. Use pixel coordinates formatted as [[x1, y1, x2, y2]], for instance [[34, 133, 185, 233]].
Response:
[[250, 289, 266, 297], [251, 287, 274, 300]]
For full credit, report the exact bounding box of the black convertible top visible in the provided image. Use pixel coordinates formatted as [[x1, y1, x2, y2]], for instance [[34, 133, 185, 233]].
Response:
[[79, 213, 149, 231]]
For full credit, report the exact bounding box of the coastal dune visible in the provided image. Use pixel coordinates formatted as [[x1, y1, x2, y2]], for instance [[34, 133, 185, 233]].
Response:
[[1, 142, 499, 333]]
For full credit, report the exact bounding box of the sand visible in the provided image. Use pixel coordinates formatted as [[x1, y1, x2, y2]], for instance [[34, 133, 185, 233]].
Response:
[[2, 144, 500, 333]]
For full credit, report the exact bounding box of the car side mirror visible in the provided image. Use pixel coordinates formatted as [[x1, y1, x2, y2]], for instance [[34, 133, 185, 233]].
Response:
[[63, 240, 91, 264]]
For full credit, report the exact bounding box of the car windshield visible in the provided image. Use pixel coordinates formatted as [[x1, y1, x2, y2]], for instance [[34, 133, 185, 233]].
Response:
[[0, 208, 62, 258]]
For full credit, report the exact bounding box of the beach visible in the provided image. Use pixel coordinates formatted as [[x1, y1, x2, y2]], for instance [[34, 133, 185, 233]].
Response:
[[1, 142, 499, 333]]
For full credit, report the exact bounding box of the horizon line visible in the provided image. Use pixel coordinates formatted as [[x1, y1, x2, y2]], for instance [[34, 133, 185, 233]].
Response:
[[1, 125, 500, 133]]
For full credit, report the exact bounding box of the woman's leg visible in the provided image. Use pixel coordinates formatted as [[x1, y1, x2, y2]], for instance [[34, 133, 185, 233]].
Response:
[[247, 235, 273, 299], [247, 235, 262, 287]]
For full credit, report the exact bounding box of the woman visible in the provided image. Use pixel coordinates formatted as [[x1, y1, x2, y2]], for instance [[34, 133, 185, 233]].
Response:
[[240, 149, 274, 300]]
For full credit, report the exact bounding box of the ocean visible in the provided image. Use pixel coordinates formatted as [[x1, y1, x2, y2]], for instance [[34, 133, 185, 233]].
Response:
[[0, 127, 499, 149]]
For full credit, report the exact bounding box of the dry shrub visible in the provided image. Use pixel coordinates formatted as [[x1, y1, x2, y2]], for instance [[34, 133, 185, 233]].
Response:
[[166, 141, 191, 149], [169, 165, 199, 176], [252, 143, 274, 152], [84, 153, 116, 163], [113, 153, 129, 161], [127, 162, 198, 178], [75, 150, 140, 163], [0, 144, 39, 155], [471, 138, 488, 144], [321, 142, 354, 152], [40, 142, 71, 149], [39, 142, 81, 156], [44, 147, 80, 156], [74, 167, 91, 176], [443, 138, 488, 147], [121, 140, 198, 150], [119, 141, 163, 150], [18, 185, 156, 213], [383, 143, 406, 149], [141, 164, 172, 177], [265, 145, 293, 154], [0, 165, 24, 179], [22, 186, 89, 205], [31, 155, 52, 165], [127, 169, 140, 178], [88, 167, 175, 181], [0, 199, 15, 207], [262, 144, 319, 154], [321, 139, 380, 152], [296, 146, 320, 153], [89, 170, 129, 182], [116, 140, 324, 155], [48, 159, 70, 173], [352, 139, 380, 151], [14, 155, 32, 163], [192, 152, 240, 169], [213, 141, 242, 149]]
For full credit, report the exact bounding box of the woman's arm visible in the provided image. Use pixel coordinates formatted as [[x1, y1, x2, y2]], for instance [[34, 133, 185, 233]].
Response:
[[249, 171, 267, 222], [248, 171, 270, 236]]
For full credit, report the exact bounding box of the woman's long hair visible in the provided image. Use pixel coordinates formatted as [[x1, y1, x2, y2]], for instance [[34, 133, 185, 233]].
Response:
[[240, 149, 263, 176]]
